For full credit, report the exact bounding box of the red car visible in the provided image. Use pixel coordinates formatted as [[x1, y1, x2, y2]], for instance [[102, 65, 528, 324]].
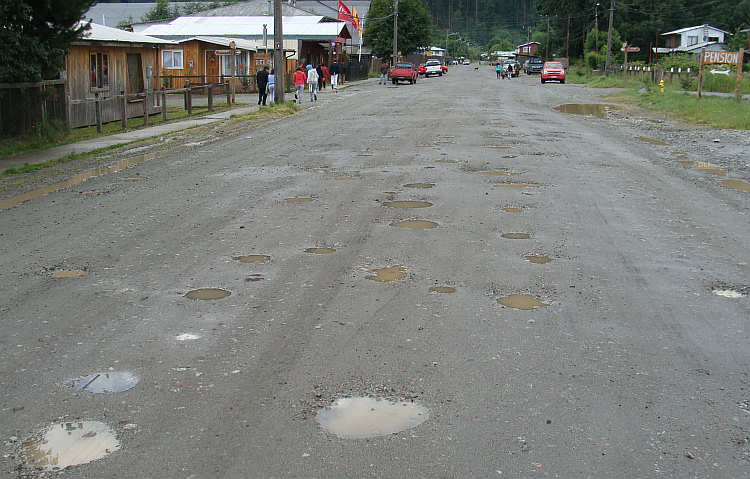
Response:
[[389, 62, 418, 85], [541, 61, 566, 84], [440, 64, 448, 74], [417, 63, 426, 75]]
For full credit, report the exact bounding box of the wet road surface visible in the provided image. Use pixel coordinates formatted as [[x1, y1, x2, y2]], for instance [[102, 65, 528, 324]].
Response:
[[1, 68, 749, 477]]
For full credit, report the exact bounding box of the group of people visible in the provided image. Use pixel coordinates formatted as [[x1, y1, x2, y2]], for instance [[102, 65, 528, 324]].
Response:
[[255, 66, 275, 106], [293, 61, 344, 103]]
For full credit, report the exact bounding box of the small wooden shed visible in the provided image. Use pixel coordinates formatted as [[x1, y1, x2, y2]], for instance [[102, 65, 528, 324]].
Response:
[[65, 23, 174, 128]]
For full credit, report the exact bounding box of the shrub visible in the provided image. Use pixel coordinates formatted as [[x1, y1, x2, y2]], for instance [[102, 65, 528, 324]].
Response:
[[585, 52, 605, 70]]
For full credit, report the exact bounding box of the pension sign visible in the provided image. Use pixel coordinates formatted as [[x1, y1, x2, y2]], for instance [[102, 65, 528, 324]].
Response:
[[701, 50, 741, 65]]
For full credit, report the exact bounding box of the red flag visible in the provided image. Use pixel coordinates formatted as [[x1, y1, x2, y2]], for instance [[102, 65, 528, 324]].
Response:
[[338, 0, 352, 21]]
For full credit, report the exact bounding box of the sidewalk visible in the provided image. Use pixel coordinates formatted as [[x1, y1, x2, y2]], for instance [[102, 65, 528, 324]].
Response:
[[1, 100, 261, 170]]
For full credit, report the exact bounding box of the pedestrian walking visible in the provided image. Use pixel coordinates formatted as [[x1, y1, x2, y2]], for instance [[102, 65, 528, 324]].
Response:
[[379, 60, 390, 84], [307, 65, 319, 101], [495, 62, 503, 79], [293, 66, 306, 103], [256, 66, 269, 105], [320, 64, 329, 89], [267, 69, 275, 103], [329, 60, 339, 89], [316, 65, 324, 91]]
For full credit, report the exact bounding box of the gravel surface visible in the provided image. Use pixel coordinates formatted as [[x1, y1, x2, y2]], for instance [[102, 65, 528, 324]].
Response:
[[1, 68, 749, 478]]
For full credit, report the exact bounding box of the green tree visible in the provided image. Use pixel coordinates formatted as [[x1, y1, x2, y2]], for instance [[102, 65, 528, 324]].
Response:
[[0, 0, 97, 82], [141, 0, 180, 22], [363, 0, 432, 59]]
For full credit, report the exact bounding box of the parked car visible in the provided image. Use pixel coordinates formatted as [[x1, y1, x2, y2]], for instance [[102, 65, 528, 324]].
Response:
[[541, 61, 566, 83], [417, 63, 426, 75], [424, 59, 443, 77], [389, 62, 418, 85], [524, 58, 544, 74], [462, 59, 471, 65], [502, 60, 520, 77], [441, 64, 448, 74]]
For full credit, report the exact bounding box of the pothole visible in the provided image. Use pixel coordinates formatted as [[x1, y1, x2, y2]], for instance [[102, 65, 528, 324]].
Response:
[[713, 289, 746, 298], [175, 333, 202, 340], [524, 255, 554, 264], [315, 397, 429, 439], [635, 136, 670, 146], [23, 421, 120, 471], [494, 183, 540, 189], [383, 201, 432, 208], [245, 275, 264, 282], [502, 233, 530, 239], [502, 207, 524, 213], [285, 197, 314, 203], [305, 247, 336, 254], [672, 151, 689, 159], [311, 168, 330, 172], [435, 159, 458, 163], [390, 220, 438, 229], [184, 288, 231, 300], [675, 161, 727, 176], [366, 266, 407, 282], [553, 103, 618, 119], [52, 270, 86, 278], [404, 183, 434, 189], [721, 179, 750, 193], [497, 294, 549, 310], [234, 254, 270, 263], [68, 372, 139, 393], [430, 286, 456, 293]]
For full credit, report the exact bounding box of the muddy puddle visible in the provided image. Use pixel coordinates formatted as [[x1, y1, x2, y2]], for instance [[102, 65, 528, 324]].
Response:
[[721, 179, 750, 193], [502, 207, 524, 213], [311, 168, 330, 172], [502, 233, 530, 239], [494, 183, 539, 189], [234, 254, 270, 263], [672, 151, 689, 159], [524, 255, 554, 264], [553, 104, 618, 119], [404, 183, 434, 189], [430, 286, 456, 293], [184, 288, 231, 300], [285, 197, 314, 203], [390, 220, 438, 229], [52, 270, 86, 278], [316, 397, 429, 439], [713, 289, 746, 298], [635, 136, 670, 146], [497, 294, 549, 310], [23, 421, 120, 470], [383, 201, 432, 208], [245, 275, 264, 282], [675, 161, 727, 176], [366, 266, 407, 282], [305, 247, 336, 254], [68, 372, 139, 393]]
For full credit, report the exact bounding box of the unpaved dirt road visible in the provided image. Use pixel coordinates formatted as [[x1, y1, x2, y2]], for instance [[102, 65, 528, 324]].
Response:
[[1, 68, 749, 478]]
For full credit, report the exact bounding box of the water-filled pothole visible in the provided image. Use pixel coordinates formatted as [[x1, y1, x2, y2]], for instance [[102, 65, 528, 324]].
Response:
[[524, 255, 554, 264], [316, 397, 429, 438], [366, 266, 407, 282], [68, 372, 139, 393], [497, 294, 549, 310], [404, 183, 434, 189], [311, 168, 330, 172], [494, 183, 540, 189], [635, 136, 670, 146], [305, 247, 336, 254], [234, 254, 270, 263], [722, 179, 750, 193], [383, 201, 432, 208], [390, 220, 438, 229], [175, 333, 202, 340], [675, 161, 727, 176], [553, 104, 617, 119], [52, 270, 86, 278], [184, 288, 231, 300], [502, 207, 524, 213], [430, 286, 456, 293], [713, 289, 746, 298], [502, 233, 530, 239], [285, 197, 314, 203], [23, 421, 120, 471]]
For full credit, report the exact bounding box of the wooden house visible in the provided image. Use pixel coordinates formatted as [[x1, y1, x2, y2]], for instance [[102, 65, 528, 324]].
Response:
[[654, 25, 731, 57], [65, 23, 174, 128], [516, 42, 541, 59]]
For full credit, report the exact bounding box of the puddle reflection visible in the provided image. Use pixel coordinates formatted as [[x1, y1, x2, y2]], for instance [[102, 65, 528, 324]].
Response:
[[316, 397, 429, 438]]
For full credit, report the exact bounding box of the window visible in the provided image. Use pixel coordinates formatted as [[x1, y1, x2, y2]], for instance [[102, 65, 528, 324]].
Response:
[[688, 35, 698, 46], [90, 52, 109, 89], [708, 36, 719, 42], [162, 50, 184, 69]]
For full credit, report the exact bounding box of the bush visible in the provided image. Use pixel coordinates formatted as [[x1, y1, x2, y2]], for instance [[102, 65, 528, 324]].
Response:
[[585, 52, 604, 70], [657, 53, 698, 71]]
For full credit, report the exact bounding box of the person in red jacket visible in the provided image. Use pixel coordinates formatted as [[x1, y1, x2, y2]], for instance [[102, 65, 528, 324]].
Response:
[[292, 66, 306, 104]]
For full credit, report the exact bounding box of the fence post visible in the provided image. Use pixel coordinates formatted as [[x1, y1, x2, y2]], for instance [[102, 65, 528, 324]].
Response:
[[207, 83, 213, 112], [226, 82, 231, 108], [95, 92, 103, 134], [161, 90, 167, 121], [184, 80, 190, 110], [143, 91, 149, 126], [187, 84, 192, 116], [121, 90, 128, 130]]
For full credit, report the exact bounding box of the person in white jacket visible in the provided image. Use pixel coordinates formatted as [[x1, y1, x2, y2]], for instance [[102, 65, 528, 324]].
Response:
[[306, 65, 319, 102]]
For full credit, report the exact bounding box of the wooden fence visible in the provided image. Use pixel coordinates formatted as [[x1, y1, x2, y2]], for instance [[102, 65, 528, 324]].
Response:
[[0, 79, 68, 137]]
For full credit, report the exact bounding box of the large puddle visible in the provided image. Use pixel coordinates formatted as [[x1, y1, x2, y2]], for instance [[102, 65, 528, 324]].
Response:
[[184, 288, 231, 300], [234, 254, 270, 263], [390, 220, 438, 229], [383, 201, 432, 208], [305, 247, 336, 254], [635, 136, 671, 146], [68, 372, 139, 393], [23, 421, 120, 470], [553, 104, 617, 119], [497, 294, 549, 310], [366, 266, 407, 282], [524, 255, 554, 264], [52, 270, 86, 278], [316, 397, 429, 439], [722, 179, 750, 193], [675, 160, 727, 176]]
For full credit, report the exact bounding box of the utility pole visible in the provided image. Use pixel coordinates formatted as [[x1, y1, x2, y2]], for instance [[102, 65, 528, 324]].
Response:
[[545, 16, 550, 61], [392, 0, 398, 63], [605, 0, 614, 74], [566, 15, 570, 60], [595, 3, 600, 53], [273, 0, 285, 103]]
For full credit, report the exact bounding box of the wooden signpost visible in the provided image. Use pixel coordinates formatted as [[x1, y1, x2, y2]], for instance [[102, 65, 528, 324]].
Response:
[[697, 47, 745, 101]]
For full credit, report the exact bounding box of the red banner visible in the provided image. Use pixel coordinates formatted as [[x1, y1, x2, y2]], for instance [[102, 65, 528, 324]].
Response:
[[338, 0, 352, 21]]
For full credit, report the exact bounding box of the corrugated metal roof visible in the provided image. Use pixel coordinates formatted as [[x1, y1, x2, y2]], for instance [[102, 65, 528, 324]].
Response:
[[179, 36, 267, 51], [75, 22, 175, 45], [187, 1, 318, 17], [662, 24, 731, 36], [141, 16, 349, 39]]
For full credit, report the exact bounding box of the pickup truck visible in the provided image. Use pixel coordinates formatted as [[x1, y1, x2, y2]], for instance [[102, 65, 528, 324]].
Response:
[[424, 60, 443, 77], [389, 62, 418, 85], [524, 58, 544, 74]]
